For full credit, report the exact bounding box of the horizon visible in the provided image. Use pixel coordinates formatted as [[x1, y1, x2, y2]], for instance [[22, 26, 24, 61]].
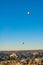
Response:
[[0, 47, 43, 51], [0, 49, 43, 52]]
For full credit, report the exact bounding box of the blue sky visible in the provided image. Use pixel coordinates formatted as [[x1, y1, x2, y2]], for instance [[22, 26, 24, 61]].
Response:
[[0, 0, 43, 50]]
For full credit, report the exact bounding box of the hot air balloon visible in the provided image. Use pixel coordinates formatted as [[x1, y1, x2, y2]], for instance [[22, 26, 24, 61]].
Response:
[[22, 42, 24, 45], [27, 11, 30, 15]]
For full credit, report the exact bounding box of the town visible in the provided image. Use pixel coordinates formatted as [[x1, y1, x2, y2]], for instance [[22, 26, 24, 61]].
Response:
[[0, 50, 43, 65]]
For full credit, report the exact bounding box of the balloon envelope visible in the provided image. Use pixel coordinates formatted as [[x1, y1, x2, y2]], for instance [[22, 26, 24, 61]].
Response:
[[27, 11, 30, 15]]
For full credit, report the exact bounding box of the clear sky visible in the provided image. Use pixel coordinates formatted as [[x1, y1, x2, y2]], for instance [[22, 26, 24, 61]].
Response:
[[0, 0, 43, 50]]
